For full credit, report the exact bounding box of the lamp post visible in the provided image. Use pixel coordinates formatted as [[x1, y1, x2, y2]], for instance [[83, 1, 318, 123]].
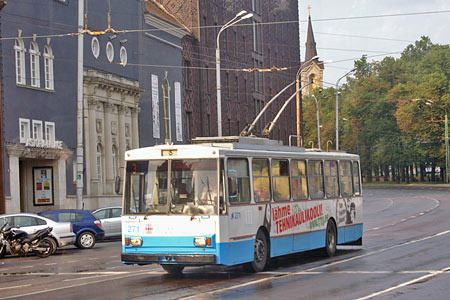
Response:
[[76, 0, 84, 209], [296, 55, 318, 147], [216, 11, 253, 137], [312, 94, 322, 150], [335, 67, 356, 151]]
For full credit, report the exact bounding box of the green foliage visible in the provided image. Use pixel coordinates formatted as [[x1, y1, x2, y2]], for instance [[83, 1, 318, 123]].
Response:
[[304, 36, 450, 181]]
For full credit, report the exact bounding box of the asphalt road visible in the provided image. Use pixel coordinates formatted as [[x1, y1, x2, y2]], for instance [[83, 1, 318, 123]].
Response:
[[1, 187, 449, 300]]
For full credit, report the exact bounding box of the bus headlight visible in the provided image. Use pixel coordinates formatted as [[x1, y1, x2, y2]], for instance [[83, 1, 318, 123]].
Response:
[[194, 237, 211, 247], [130, 237, 142, 246]]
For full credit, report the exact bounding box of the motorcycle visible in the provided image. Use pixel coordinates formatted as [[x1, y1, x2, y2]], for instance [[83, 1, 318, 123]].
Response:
[[0, 223, 55, 258]]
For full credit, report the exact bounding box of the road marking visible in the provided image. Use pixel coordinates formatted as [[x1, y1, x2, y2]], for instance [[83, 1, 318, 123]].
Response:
[[354, 266, 450, 300], [0, 270, 154, 300], [19, 266, 33, 269], [179, 228, 450, 299], [366, 197, 440, 232], [0, 285, 31, 291], [44, 263, 57, 266]]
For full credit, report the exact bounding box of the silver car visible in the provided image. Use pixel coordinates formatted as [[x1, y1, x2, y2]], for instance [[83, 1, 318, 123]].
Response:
[[0, 213, 76, 253], [92, 206, 122, 239]]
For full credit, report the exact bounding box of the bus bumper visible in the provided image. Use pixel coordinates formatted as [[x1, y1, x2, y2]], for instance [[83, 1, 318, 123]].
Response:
[[121, 253, 216, 264]]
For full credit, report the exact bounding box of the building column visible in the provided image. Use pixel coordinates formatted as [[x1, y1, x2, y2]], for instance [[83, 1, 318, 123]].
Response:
[[131, 107, 140, 149], [118, 105, 126, 170], [87, 99, 99, 195], [104, 103, 114, 193], [7, 155, 20, 213]]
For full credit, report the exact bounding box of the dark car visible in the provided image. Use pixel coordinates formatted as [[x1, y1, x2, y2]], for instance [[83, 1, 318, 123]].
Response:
[[39, 209, 105, 249]]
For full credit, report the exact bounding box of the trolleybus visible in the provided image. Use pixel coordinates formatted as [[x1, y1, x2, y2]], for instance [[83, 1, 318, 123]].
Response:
[[121, 136, 362, 273]]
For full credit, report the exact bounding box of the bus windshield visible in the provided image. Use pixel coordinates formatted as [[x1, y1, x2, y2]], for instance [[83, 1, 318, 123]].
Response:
[[124, 159, 219, 215]]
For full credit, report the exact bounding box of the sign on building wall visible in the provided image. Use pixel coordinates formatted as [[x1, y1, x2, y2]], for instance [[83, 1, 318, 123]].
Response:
[[152, 74, 160, 139], [33, 167, 54, 206], [174, 81, 183, 142]]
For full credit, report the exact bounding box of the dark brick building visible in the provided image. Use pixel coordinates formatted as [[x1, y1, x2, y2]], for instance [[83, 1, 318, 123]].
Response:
[[155, 0, 300, 144]]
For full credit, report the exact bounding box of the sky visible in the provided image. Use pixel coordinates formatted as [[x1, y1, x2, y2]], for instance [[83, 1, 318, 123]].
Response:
[[298, 0, 450, 87]]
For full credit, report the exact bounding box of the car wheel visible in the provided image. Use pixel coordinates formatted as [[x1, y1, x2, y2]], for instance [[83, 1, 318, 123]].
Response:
[[161, 264, 185, 274], [76, 231, 96, 249]]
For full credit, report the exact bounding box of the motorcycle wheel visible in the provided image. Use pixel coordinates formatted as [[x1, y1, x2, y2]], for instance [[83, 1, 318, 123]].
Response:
[[36, 238, 54, 258], [0, 243, 5, 258]]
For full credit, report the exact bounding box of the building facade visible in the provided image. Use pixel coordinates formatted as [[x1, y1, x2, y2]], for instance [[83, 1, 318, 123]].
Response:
[[1, 0, 185, 213], [157, 0, 300, 143]]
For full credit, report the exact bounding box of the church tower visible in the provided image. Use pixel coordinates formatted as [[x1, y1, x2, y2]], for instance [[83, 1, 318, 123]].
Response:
[[301, 6, 324, 96]]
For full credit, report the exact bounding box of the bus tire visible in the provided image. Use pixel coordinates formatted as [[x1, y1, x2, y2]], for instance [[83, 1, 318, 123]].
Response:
[[161, 264, 185, 274], [245, 230, 268, 273], [324, 220, 337, 257]]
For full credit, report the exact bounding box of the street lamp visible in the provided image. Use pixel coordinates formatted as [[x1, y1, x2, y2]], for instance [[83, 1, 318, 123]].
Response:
[[312, 94, 322, 150], [216, 10, 253, 137], [335, 67, 356, 151], [296, 55, 319, 146]]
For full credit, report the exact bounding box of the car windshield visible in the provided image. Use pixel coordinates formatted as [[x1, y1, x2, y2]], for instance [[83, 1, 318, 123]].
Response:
[[124, 159, 220, 216]]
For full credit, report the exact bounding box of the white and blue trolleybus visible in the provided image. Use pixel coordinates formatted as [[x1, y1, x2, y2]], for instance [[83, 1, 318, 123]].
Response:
[[121, 136, 363, 273]]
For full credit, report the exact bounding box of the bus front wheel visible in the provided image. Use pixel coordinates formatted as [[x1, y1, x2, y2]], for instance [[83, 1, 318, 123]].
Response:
[[324, 220, 337, 257], [161, 264, 185, 274], [245, 230, 268, 273]]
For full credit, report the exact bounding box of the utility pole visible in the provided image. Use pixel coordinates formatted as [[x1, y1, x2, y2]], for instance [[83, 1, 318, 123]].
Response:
[[0, 1, 7, 214], [76, 0, 84, 209]]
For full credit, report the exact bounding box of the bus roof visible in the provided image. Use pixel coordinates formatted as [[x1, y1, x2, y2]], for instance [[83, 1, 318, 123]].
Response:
[[125, 136, 359, 161]]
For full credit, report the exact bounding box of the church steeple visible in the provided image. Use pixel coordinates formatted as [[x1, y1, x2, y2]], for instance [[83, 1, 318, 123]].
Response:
[[305, 5, 318, 62]]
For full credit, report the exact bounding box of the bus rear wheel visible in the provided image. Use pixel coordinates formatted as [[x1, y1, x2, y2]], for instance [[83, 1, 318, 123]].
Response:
[[161, 264, 185, 274], [324, 220, 337, 257], [245, 230, 268, 273]]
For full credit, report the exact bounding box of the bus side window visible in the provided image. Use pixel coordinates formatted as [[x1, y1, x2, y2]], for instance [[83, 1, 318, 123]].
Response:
[[352, 161, 361, 195], [252, 158, 271, 202], [308, 160, 324, 199], [324, 160, 339, 198], [339, 160, 353, 196], [227, 158, 251, 203]]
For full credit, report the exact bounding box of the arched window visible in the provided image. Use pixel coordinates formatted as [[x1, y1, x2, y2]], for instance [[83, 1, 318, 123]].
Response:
[[14, 38, 26, 84], [119, 46, 127, 66], [29, 41, 40, 87], [96, 144, 103, 182], [43, 44, 54, 90], [112, 145, 118, 179], [106, 41, 114, 63]]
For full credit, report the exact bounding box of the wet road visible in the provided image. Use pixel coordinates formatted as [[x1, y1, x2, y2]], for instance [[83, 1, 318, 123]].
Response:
[[1, 187, 450, 300]]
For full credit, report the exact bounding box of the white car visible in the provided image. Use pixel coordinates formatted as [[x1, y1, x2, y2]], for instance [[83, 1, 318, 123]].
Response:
[[0, 213, 75, 253], [92, 206, 122, 239]]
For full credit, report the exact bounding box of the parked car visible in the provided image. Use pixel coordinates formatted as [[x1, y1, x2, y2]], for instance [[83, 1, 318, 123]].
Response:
[[92, 206, 122, 239], [0, 213, 75, 254], [39, 209, 105, 249]]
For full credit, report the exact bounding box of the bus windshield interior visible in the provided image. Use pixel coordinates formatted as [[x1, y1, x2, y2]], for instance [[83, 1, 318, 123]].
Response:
[[125, 159, 221, 216]]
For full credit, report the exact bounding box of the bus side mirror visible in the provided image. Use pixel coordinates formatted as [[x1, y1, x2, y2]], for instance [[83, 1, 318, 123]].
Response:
[[227, 170, 238, 199]]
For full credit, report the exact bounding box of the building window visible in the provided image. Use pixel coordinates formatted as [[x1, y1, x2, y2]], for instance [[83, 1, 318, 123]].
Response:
[[183, 60, 191, 89], [234, 30, 237, 57], [235, 75, 239, 102], [106, 41, 114, 63], [202, 16, 208, 46], [43, 44, 54, 90], [96, 144, 103, 181], [91, 37, 100, 58], [162, 73, 171, 143], [119, 46, 127, 66], [14, 38, 26, 85], [45, 122, 55, 142], [225, 72, 229, 99], [19, 118, 30, 143], [185, 111, 192, 142], [29, 41, 40, 87], [32, 120, 43, 140]]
